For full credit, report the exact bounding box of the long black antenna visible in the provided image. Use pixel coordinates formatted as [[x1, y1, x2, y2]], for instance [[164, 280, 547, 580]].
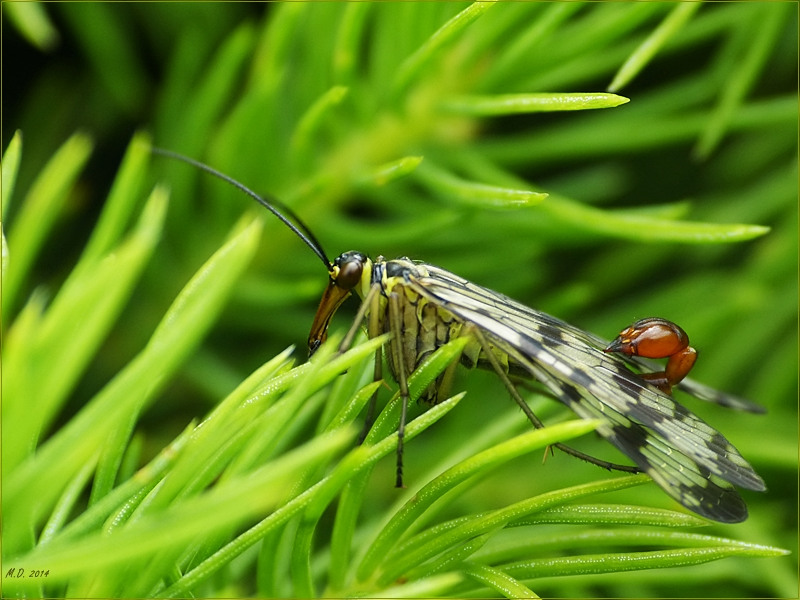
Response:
[[152, 146, 331, 270]]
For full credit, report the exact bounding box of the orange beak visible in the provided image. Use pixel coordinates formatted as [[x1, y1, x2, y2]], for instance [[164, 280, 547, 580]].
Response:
[[308, 280, 352, 355]]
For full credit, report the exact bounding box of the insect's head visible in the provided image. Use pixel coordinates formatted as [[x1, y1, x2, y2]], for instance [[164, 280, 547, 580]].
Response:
[[308, 251, 373, 355]]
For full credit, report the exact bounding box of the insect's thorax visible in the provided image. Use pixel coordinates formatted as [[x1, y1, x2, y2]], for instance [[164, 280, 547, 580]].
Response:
[[371, 258, 511, 402], [371, 258, 456, 402]]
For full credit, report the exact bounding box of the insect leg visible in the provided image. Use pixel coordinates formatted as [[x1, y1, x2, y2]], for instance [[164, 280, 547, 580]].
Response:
[[336, 283, 386, 444], [388, 291, 410, 488], [359, 292, 384, 444], [468, 325, 640, 474], [338, 282, 381, 354]]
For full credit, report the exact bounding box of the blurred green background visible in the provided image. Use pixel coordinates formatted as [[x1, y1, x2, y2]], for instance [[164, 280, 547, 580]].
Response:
[[4, 2, 797, 597]]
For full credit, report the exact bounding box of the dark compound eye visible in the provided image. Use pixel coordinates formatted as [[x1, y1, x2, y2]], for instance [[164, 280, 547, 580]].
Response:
[[335, 253, 365, 290]]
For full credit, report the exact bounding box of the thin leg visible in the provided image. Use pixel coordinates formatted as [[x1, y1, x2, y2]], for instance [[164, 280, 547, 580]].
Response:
[[359, 285, 385, 444], [357, 348, 383, 445], [338, 283, 381, 354], [388, 292, 409, 488], [337, 283, 385, 445]]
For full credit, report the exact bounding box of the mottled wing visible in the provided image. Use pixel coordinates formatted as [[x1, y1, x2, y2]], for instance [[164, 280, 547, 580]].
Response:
[[520, 359, 751, 522], [406, 264, 764, 522]]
